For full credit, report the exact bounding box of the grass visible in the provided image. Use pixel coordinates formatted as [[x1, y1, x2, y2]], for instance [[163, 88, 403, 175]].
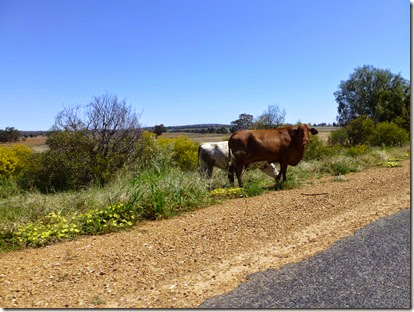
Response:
[[0, 144, 409, 253]]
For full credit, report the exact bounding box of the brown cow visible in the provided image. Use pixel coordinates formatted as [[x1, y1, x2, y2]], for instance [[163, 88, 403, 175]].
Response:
[[228, 124, 318, 187]]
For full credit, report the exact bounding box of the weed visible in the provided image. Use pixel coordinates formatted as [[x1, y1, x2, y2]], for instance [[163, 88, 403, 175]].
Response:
[[244, 181, 264, 196], [90, 296, 106, 306]]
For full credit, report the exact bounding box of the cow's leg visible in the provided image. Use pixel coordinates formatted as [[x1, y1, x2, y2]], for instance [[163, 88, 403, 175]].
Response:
[[199, 163, 207, 177], [207, 164, 214, 179], [276, 162, 287, 184], [236, 164, 244, 188], [279, 163, 288, 182], [228, 162, 235, 186]]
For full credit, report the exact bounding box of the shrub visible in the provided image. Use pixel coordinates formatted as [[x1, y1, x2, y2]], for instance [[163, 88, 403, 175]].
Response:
[[157, 136, 199, 171], [31, 94, 144, 191], [346, 115, 375, 146], [328, 128, 349, 147], [304, 135, 335, 161], [135, 131, 174, 171], [346, 144, 368, 157], [0, 145, 32, 177], [369, 121, 409, 147]]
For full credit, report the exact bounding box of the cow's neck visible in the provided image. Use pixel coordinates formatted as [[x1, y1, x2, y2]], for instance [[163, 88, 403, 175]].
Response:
[[288, 141, 305, 165]]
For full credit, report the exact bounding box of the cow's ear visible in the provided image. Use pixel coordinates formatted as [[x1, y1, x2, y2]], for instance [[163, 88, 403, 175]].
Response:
[[310, 128, 318, 135]]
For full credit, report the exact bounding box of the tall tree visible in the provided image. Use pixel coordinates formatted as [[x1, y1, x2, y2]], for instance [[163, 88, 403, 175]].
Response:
[[334, 65, 410, 129], [230, 113, 254, 132]]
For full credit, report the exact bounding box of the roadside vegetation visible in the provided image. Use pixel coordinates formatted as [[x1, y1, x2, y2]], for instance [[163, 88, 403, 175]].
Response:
[[0, 65, 410, 252]]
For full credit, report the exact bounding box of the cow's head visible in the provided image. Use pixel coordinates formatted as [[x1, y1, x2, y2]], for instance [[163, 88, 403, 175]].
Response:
[[292, 124, 318, 145]]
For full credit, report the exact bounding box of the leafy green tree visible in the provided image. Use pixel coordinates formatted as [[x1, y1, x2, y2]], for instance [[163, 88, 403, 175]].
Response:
[[0, 127, 20, 143], [153, 124, 167, 137], [334, 65, 410, 129], [230, 113, 254, 132]]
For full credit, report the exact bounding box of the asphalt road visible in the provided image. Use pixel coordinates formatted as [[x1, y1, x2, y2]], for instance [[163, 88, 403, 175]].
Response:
[[199, 208, 411, 309]]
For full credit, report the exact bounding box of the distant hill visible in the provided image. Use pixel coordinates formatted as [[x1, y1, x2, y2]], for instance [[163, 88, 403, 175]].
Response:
[[144, 124, 232, 134], [20, 131, 50, 137]]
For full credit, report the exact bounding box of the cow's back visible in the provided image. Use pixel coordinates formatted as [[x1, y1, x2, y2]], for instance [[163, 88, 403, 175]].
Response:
[[229, 128, 292, 164], [199, 141, 229, 170]]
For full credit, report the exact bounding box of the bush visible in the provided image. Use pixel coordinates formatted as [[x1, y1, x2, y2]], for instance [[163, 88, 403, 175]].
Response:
[[0, 145, 32, 177], [328, 128, 349, 147], [157, 136, 199, 171], [346, 115, 375, 146], [369, 121, 409, 147], [304, 135, 335, 161], [135, 131, 174, 171], [346, 144, 368, 157], [29, 94, 144, 192]]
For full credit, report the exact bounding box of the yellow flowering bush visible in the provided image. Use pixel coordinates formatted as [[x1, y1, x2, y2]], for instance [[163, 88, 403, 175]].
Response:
[[157, 136, 199, 171], [0, 145, 32, 176]]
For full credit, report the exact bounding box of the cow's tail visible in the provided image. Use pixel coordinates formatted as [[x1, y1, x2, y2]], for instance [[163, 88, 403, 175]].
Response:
[[197, 144, 202, 167], [227, 138, 235, 182]]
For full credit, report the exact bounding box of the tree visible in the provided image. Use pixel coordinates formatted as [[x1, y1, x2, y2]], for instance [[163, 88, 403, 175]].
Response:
[[0, 127, 20, 143], [253, 105, 286, 129], [230, 113, 254, 132], [334, 65, 410, 129], [153, 124, 167, 137], [45, 93, 143, 189]]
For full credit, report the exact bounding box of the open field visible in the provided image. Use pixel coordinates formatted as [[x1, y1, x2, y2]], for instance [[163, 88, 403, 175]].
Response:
[[0, 136, 48, 152], [162, 126, 335, 143], [161, 132, 230, 143], [314, 127, 335, 142], [0, 159, 409, 308]]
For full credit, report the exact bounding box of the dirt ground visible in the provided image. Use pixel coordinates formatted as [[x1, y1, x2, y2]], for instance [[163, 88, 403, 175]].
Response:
[[0, 160, 410, 308]]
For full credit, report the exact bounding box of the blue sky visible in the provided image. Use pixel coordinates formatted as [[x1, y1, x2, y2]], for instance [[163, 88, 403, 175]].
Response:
[[0, 0, 409, 130]]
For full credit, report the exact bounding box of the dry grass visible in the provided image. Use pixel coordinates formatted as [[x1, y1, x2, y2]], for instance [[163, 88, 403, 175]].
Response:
[[0, 136, 48, 152], [161, 132, 230, 143], [163, 127, 335, 143], [314, 127, 335, 142]]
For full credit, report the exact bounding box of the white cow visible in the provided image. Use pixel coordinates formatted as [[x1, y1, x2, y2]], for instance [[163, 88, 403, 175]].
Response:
[[198, 141, 279, 179]]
